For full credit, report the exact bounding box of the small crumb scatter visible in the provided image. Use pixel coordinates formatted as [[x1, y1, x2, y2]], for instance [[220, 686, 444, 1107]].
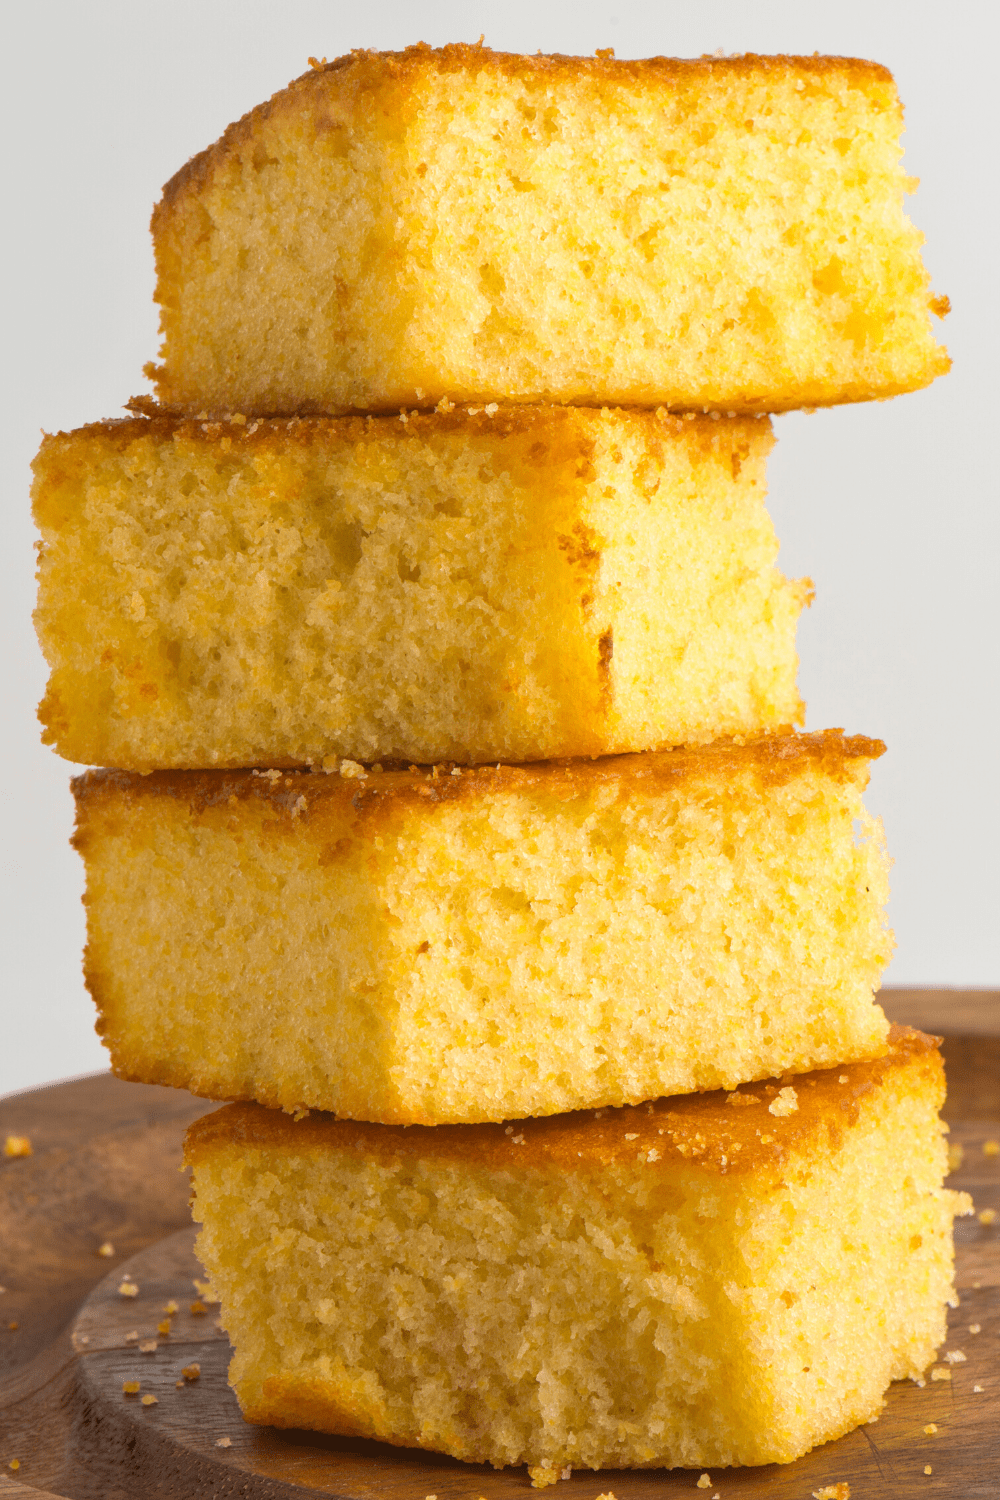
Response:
[[8, 1460, 19, 1471], [625, 1133, 639, 1141], [7, 1323, 18, 1332], [947, 1143, 964, 1172], [157, 1318, 171, 1336], [813, 1486, 851, 1500], [969, 1323, 981, 1334], [181, 1363, 200, 1382], [215, 1436, 232, 1448], [98, 1241, 115, 1257], [769, 1086, 798, 1116], [190, 1300, 207, 1315], [560, 1469, 571, 1481], [124, 1330, 138, 1342], [4, 1135, 32, 1158], [924, 1466, 932, 1476], [944, 1349, 966, 1363], [983, 1139, 999, 1157], [696, 1476, 711, 1489], [923, 1423, 937, 1434], [76, 1334, 89, 1346], [930, 1366, 951, 1381], [973, 1385, 984, 1392], [339, 760, 366, 779], [163, 1300, 178, 1314], [122, 1382, 141, 1397], [978, 1208, 996, 1226], [118, 1281, 139, 1298], [141, 1394, 158, 1407], [594, 1494, 618, 1500], [528, 1466, 560, 1488], [647, 1148, 661, 1163], [450, 767, 461, 776], [512, 1134, 525, 1145], [139, 1339, 157, 1353], [838, 1075, 849, 1083]]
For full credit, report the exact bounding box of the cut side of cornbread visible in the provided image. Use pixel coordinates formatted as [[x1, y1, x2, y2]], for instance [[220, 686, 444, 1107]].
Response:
[[74, 731, 893, 1124], [33, 406, 807, 770], [186, 1028, 971, 1470], [148, 45, 949, 418]]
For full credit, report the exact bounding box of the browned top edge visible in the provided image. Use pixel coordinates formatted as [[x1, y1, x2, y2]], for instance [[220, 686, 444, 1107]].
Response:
[[184, 1027, 938, 1181], [155, 45, 895, 217], [70, 729, 885, 821], [33, 404, 769, 462]]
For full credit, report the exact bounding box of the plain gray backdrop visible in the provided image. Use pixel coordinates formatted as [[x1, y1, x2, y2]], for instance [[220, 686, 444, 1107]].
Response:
[[2, 1, 997, 1096]]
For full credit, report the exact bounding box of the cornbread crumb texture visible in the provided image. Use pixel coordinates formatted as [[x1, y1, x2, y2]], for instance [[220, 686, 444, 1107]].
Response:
[[75, 730, 893, 1124], [150, 46, 948, 417], [186, 1029, 970, 1470], [33, 406, 807, 769]]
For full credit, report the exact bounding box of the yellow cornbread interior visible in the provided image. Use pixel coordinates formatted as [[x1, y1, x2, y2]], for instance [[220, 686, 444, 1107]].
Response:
[[151, 47, 948, 416], [75, 737, 892, 1125], [34, 407, 806, 770], [186, 1038, 970, 1469]]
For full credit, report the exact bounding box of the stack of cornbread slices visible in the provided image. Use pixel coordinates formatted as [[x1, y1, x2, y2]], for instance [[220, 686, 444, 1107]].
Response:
[[33, 45, 971, 1478]]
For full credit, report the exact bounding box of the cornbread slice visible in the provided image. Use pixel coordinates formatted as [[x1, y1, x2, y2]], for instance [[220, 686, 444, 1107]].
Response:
[[186, 1028, 971, 1470], [74, 731, 893, 1124], [148, 45, 949, 418], [33, 406, 807, 770]]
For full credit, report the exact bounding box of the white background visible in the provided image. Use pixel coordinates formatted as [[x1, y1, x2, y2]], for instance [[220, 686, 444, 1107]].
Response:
[[2, 2, 997, 1096]]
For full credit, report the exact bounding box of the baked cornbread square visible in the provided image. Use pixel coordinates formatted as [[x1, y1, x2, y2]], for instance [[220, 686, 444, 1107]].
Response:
[[148, 45, 948, 418], [185, 1028, 971, 1470], [33, 406, 807, 770], [74, 731, 893, 1124]]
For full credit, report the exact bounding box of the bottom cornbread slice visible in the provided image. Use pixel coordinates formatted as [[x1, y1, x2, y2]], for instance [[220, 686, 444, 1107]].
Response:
[[186, 1027, 970, 1471]]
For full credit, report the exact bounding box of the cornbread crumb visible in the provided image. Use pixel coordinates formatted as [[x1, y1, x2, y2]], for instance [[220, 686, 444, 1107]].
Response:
[[181, 1362, 201, 1381], [141, 1394, 158, 1407], [216, 1436, 232, 1448], [528, 1466, 559, 1487], [983, 1140, 999, 1157], [3, 1136, 32, 1158], [769, 1086, 798, 1117], [943, 1349, 965, 1363], [139, 1339, 157, 1353], [163, 1300, 178, 1314], [924, 1466, 932, 1475], [973, 1385, 984, 1393], [813, 1486, 851, 1500], [697, 1477, 712, 1490], [923, 1423, 937, 1434], [947, 1143, 964, 1172], [977, 1208, 996, 1226], [8, 1460, 19, 1472], [118, 1281, 138, 1298], [969, 1324, 981, 1334], [930, 1366, 951, 1381], [157, 1318, 171, 1336], [190, 1300, 207, 1315], [124, 1330, 138, 1342], [97, 1241, 114, 1257]]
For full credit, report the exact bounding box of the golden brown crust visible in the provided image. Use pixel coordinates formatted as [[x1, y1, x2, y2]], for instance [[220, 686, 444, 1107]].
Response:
[[156, 46, 895, 220], [185, 1026, 938, 1180], [37, 402, 767, 461], [71, 728, 885, 829]]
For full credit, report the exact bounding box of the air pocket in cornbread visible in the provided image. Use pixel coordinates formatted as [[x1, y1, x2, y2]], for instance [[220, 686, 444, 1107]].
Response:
[[185, 1028, 971, 1470], [33, 406, 807, 770], [149, 45, 949, 418], [74, 731, 893, 1124]]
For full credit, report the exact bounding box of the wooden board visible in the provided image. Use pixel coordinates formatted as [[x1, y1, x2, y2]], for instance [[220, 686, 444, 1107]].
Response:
[[1, 987, 997, 1498]]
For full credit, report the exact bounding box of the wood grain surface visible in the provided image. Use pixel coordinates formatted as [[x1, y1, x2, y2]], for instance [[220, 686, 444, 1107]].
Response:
[[1, 987, 997, 1498]]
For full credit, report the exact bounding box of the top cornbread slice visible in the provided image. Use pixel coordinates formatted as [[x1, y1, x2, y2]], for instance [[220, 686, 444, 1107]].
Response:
[[149, 45, 949, 417], [186, 1028, 971, 1469]]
